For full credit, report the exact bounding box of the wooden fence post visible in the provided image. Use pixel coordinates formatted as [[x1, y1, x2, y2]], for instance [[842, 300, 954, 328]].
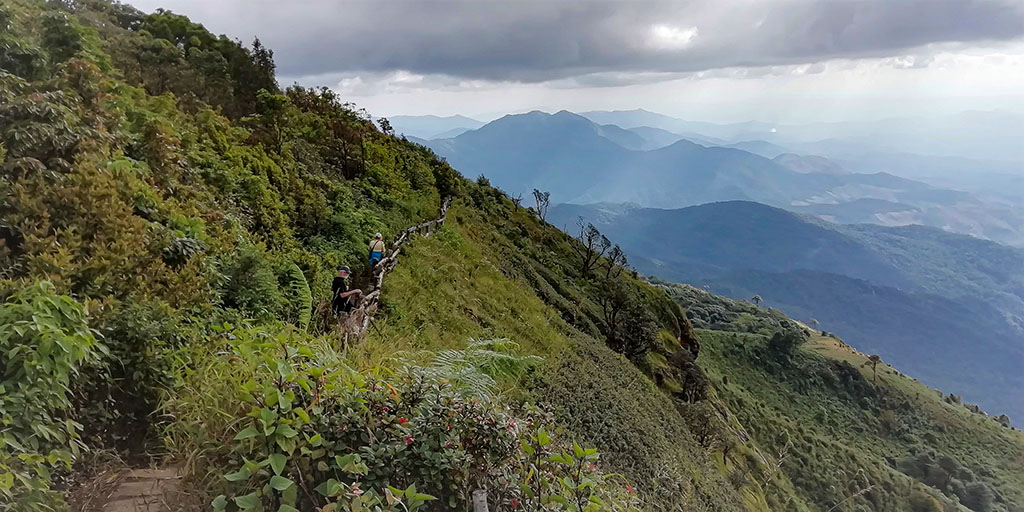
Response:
[[471, 489, 488, 512]]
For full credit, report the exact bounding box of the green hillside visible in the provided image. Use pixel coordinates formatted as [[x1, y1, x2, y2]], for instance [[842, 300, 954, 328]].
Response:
[[665, 283, 1024, 512], [0, 1, 1021, 511], [547, 201, 1024, 422]]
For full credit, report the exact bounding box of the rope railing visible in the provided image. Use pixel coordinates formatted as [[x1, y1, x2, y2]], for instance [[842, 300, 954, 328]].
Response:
[[339, 197, 452, 344]]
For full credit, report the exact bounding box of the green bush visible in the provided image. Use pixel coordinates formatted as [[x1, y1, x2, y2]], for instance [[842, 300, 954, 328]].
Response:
[[0, 281, 101, 510], [165, 327, 640, 511], [217, 247, 283, 319]]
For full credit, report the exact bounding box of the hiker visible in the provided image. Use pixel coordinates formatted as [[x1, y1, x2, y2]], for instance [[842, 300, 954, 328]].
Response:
[[368, 232, 386, 266], [331, 266, 362, 315]]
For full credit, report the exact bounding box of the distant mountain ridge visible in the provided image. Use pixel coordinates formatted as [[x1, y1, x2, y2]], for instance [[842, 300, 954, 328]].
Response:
[[548, 200, 1024, 422], [421, 110, 1024, 246], [389, 114, 485, 139]]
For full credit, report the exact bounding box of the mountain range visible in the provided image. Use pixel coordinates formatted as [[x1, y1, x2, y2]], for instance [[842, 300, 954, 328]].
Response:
[[389, 114, 485, 139], [419, 110, 1024, 246], [548, 200, 1024, 422]]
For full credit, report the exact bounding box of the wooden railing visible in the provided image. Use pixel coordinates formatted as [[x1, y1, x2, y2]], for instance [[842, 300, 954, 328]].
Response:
[[339, 197, 453, 343]]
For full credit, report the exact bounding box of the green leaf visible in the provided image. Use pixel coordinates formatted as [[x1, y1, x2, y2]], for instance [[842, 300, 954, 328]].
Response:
[[234, 426, 260, 440], [315, 479, 341, 496], [269, 475, 293, 491], [537, 430, 552, 446], [268, 453, 287, 475], [224, 467, 252, 482], [212, 495, 228, 511], [573, 441, 585, 458], [275, 423, 298, 438], [234, 492, 260, 509], [278, 506, 300, 512]]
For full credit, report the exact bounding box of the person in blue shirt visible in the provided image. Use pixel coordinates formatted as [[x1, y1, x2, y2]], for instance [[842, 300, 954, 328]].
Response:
[[368, 233, 385, 266]]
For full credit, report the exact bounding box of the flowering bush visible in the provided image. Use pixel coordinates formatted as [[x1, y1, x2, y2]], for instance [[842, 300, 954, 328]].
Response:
[[176, 327, 641, 511]]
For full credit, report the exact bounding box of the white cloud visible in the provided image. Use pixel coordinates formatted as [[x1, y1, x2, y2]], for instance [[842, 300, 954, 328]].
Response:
[[647, 24, 699, 51]]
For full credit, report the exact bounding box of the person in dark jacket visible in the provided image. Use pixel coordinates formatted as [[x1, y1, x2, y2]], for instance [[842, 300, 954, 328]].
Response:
[[331, 266, 361, 314]]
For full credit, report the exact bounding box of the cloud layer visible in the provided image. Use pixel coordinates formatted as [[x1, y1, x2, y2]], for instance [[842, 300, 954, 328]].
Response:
[[136, 0, 1024, 82]]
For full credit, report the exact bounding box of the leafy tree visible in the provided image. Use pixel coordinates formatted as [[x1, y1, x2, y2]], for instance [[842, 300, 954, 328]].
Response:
[[861, 354, 882, 383], [596, 278, 655, 360], [678, 401, 727, 450], [377, 116, 394, 136], [40, 11, 84, 63], [767, 327, 807, 359]]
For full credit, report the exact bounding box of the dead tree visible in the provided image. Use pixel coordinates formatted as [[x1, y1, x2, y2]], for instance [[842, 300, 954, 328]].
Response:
[[532, 189, 550, 221], [574, 217, 611, 278], [511, 192, 523, 211], [603, 244, 628, 280]]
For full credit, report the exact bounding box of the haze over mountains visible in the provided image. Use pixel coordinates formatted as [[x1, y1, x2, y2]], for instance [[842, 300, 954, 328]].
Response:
[[548, 201, 1024, 422], [414, 109, 1024, 246], [399, 107, 1024, 422]]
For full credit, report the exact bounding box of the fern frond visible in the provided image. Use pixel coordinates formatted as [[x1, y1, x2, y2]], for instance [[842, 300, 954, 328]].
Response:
[[418, 338, 543, 399], [283, 262, 311, 330]]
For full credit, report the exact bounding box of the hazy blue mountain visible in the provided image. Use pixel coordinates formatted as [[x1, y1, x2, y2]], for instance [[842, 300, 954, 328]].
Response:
[[722, 140, 794, 158], [595, 123, 648, 151], [833, 151, 1024, 202], [626, 126, 684, 149], [580, 109, 776, 140], [423, 110, 1024, 245], [583, 109, 1024, 163], [431, 126, 474, 139], [772, 153, 849, 175], [389, 114, 485, 139], [548, 200, 1024, 421], [627, 126, 726, 149]]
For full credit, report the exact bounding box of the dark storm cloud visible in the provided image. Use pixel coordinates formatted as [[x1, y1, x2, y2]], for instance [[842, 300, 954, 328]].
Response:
[[152, 0, 1024, 82]]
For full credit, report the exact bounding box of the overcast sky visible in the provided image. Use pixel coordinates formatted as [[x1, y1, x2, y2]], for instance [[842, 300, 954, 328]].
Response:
[[126, 0, 1024, 123]]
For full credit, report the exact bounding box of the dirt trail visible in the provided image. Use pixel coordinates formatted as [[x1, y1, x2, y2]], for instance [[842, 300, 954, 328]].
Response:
[[86, 467, 182, 512], [340, 196, 452, 341]]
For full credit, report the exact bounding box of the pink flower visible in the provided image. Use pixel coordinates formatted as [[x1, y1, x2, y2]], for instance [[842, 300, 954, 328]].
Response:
[[626, 485, 635, 494], [510, 498, 519, 509], [398, 417, 408, 425], [352, 486, 363, 496], [405, 434, 414, 445]]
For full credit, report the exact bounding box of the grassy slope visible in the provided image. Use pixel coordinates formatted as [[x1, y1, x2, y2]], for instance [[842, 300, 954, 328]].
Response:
[[696, 326, 1024, 512], [373, 199, 764, 511]]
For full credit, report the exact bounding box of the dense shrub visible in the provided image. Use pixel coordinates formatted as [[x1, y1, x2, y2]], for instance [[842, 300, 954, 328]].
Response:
[[0, 282, 100, 510], [898, 453, 999, 512], [165, 327, 640, 511]]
